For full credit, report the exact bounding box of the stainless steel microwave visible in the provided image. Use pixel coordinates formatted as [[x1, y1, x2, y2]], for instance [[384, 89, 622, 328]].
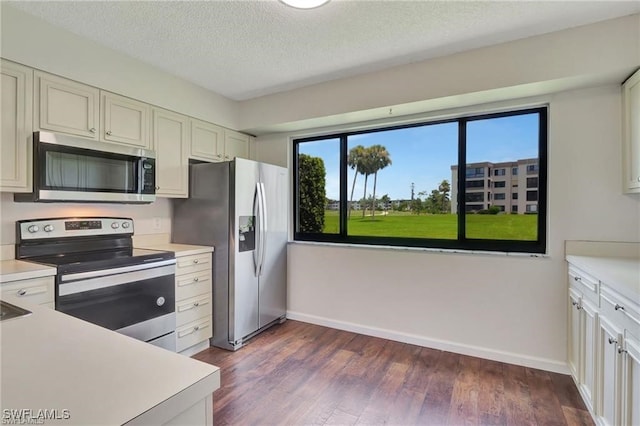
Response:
[[14, 131, 156, 204]]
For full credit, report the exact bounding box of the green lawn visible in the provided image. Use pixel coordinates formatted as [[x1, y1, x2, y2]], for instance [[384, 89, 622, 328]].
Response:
[[323, 211, 537, 240]]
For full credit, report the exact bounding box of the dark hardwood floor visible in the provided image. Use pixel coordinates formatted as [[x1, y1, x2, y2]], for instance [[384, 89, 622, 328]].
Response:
[[193, 320, 593, 426]]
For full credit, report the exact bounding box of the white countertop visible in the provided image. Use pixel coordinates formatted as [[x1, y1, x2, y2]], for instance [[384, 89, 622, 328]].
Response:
[[566, 255, 640, 302], [0, 298, 220, 425], [135, 243, 213, 257], [0, 260, 56, 283]]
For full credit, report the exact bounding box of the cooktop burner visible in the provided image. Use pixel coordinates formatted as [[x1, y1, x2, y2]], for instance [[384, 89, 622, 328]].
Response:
[[30, 248, 171, 266]]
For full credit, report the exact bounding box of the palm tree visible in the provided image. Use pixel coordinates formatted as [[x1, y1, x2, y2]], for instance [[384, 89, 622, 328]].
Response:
[[360, 151, 376, 218], [368, 145, 392, 218], [347, 145, 366, 219], [438, 180, 451, 213]]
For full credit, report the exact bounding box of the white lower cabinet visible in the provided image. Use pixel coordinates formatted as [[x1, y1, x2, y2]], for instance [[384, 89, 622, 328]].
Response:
[[0, 276, 54, 307], [568, 286, 598, 413], [174, 252, 213, 354], [622, 333, 640, 426], [568, 260, 640, 426], [598, 316, 623, 426]]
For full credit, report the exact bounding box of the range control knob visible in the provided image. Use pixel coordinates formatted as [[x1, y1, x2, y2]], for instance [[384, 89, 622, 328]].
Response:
[[27, 225, 39, 233], [122, 222, 131, 229], [111, 222, 120, 229], [43, 224, 55, 233]]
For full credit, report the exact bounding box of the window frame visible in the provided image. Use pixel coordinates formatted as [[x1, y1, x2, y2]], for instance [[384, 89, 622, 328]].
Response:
[[293, 106, 548, 254]]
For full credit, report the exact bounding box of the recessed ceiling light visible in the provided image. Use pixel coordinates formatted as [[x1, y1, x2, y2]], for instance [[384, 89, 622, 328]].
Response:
[[280, 0, 330, 10]]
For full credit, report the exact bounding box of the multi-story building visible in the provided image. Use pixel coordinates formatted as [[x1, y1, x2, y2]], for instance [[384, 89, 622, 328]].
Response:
[[450, 158, 539, 214]]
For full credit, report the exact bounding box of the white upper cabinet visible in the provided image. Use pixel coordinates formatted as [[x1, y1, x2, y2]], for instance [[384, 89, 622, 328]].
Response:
[[190, 119, 224, 162], [100, 91, 150, 148], [224, 129, 250, 161], [1, 60, 33, 192], [35, 72, 151, 149], [622, 68, 640, 193], [190, 120, 250, 162], [35, 71, 100, 139], [152, 108, 189, 198]]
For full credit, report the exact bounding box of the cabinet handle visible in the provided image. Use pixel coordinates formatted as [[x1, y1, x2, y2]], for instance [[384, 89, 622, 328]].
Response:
[[193, 277, 199, 282], [637, 176, 640, 182], [571, 300, 578, 306], [16, 289, 27, 296], [216, 154, 222, 158], [155, 186, 160, 190], [193, 259, 199, 264], [614, 304, 624, 311], [193, 301, 200, 307], [608, 337, 618, 345], [89, 128, 96, 134], [574, 276, 581, 282], [106, 130, 112, 136], [618, 346, 627, 354], [193, 325, 200, 331]]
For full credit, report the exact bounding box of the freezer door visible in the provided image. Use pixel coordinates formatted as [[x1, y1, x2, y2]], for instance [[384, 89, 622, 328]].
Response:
[[258, 162, 288, 328], [230, 158, 261, 343]]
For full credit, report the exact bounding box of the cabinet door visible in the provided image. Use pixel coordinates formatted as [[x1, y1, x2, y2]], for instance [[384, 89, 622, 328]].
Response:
[[152, 108, 189, 198], [622, 334, 640, 426], [190, 119, 224, 162], [581, 298, 598, 412], [224, 129, 250, 161], [35, 71, 100, 139], [622, 69, 640, 193], [0, 60, 32, 192], [598, 316, 623, 426], [101, 91, 150, 148], [569, 288, 582, 380]]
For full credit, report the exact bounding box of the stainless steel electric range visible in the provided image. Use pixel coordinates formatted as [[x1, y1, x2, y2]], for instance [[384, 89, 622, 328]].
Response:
[[15, 217, 177, 351]]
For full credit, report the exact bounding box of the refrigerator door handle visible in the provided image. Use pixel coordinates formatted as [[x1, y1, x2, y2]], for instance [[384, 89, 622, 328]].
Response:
[[258, 182, 268, 276], [253, 182, 261, 277], [255, 181, 267, 277]]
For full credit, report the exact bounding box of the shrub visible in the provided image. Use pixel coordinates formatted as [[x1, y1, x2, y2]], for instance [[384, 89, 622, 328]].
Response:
[[298, 154, 326, 233]]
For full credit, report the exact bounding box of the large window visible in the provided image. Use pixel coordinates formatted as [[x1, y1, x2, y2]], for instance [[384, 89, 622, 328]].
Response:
[[293, 107, 547, 253]]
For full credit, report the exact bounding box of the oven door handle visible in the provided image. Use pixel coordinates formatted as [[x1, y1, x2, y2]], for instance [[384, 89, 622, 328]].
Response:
[[59, 264, 175, 297], [59, 258, 176, 283]]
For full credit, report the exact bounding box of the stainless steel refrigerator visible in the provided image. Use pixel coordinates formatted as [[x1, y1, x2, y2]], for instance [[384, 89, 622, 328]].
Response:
[[172, 158, 288, 350]]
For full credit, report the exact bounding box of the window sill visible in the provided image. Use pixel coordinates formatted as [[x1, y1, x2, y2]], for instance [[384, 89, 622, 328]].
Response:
[[289, 240, 549, 258]]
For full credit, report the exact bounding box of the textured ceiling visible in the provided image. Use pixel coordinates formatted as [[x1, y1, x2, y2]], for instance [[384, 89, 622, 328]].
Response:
[[7, 1, 640, 101]]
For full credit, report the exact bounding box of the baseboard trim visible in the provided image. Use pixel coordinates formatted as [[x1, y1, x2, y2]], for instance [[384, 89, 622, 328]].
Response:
[[286, 311, 569, 374]]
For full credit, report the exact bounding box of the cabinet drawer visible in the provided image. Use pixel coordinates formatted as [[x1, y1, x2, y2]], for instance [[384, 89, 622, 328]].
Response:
[[176, 317, 212, 352], [0, 276, 54, 305], [176, 293, 212, 327], [601, 285, 640, 337], [176, 253, 211, 276], [568, 265, 599, 306], [176, 270, 211, 300]]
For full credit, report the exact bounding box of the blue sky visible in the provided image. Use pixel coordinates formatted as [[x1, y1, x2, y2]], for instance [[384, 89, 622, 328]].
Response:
[[299, 112, 539, 200]]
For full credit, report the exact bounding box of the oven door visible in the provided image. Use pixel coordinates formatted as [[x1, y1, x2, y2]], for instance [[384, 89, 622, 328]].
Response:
[[56, 261, 176, 348]]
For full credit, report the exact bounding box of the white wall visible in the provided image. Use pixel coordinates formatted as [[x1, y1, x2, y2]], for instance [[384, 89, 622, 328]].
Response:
[[240, 14, 639, 135], [0, 5, 240, 129], [257, 84, 640, 373], [0, 193, 172, 245]]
